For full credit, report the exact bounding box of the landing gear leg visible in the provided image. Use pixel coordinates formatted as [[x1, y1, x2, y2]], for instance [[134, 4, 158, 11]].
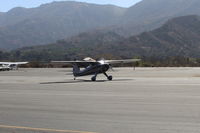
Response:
[[74, 77, 76, 80], [104, 72, 113, 81], [91, 73, 98, 81]]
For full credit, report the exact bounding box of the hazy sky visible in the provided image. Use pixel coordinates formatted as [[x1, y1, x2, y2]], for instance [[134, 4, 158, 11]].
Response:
[[0, 0, 142, 12]]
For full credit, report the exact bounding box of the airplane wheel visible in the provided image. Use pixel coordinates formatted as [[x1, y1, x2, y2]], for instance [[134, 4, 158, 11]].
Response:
[[91, 76, 96, 81], [108, 76, 113, 81]]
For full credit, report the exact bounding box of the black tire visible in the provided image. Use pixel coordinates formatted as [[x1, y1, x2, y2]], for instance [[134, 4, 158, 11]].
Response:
[[91, 76, 96, 81], [108, 76, 113, 81]]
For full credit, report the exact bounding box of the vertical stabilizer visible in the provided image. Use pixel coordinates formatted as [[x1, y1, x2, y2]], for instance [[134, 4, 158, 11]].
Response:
[[73, 64, 80, 76]]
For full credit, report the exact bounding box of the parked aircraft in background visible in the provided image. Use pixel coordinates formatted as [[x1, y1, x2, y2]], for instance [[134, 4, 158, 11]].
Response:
[[0, 62, 28, 71], [52, 57, 141, 81], [0, 66, 10, 71]]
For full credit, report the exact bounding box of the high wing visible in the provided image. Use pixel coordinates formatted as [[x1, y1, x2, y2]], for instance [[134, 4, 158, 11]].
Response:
[[52, 57, 97, 64], [51, 60, 99, 67], [15, 62, 29, 65], [104, 59, 141, 64], [51, 61, 96, 63], [0, 62, 28, 65], [52, 58, 141, 65]]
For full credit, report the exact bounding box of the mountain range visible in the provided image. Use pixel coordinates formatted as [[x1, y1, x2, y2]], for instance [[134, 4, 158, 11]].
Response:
[[1, 0, 200, 50], [0, 1, 125, 50], [117, 0, 200, 36], [5, 15, 200, 61]]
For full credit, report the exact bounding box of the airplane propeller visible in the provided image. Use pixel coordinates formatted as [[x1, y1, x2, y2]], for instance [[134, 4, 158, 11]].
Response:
[[98, 58, 115, 72]]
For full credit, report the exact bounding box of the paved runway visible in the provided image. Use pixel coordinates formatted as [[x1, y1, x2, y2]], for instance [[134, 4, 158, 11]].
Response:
[[1, 68, 200, 133]]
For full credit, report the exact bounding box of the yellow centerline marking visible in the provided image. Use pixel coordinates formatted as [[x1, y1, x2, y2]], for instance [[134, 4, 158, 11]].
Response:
[[0, 125, 97, 133]]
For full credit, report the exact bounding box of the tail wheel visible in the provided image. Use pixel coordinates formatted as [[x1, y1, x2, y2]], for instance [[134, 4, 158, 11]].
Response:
[[108, 76, 113, 81]]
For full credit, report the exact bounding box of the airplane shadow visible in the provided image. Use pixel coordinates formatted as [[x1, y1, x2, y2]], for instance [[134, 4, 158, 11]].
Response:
[[40, 79, 133, 84], [57, 70, 72, 72]]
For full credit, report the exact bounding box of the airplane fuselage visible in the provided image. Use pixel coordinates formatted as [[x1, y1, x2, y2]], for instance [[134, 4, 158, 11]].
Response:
[[74, 63, 109, 77]]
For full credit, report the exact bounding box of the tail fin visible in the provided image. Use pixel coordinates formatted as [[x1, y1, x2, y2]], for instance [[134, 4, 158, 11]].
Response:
[[73, 64, 80, 76]]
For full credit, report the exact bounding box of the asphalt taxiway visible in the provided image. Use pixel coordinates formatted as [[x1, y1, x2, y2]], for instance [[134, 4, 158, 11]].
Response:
[[1, 68, 200, 133]]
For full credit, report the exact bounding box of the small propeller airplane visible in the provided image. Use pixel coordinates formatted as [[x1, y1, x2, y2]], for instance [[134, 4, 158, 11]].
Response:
[[0, 62, 29, 71], [52, 57, 141, 81]]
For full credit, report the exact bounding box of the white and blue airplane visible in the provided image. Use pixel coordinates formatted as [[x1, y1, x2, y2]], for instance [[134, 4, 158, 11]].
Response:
[[52, 57, 141, 81], [0, 62, 28, 71]]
